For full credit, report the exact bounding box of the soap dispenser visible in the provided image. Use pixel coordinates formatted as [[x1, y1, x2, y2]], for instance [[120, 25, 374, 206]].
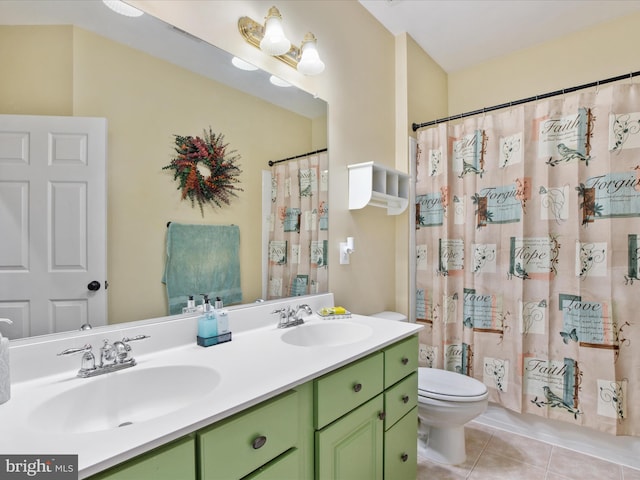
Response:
[[197, 296, 218, 347], [0, 318, 13, 405]]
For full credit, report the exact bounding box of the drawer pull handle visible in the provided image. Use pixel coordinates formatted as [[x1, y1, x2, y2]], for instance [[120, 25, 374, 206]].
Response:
[[252, 435, 267, 449], [401, 453, 409, 462], [401, 357, 409, 365], [378, 411, 386, 420], [353, 383, 362, 393], [402, 395, 410, 404]]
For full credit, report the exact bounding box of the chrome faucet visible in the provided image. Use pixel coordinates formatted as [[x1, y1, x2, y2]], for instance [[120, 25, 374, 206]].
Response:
[[58, 334, 150, 378], [272, 304, 313, 328]]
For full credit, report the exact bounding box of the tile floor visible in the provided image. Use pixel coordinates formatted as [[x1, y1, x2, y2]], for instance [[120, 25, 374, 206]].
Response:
[[417, 421, 640, 480]]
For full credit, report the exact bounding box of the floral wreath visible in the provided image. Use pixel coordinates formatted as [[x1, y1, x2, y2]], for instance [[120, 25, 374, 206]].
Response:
[[163, 127, 243, 214]]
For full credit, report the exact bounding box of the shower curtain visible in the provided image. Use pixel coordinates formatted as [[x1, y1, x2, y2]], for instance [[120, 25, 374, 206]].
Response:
[[267, 151, 329, 299], [415, 83, 640, 435]]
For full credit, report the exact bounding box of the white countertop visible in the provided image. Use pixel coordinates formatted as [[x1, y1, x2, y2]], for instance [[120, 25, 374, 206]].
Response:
[[0, 295, 422, 478]]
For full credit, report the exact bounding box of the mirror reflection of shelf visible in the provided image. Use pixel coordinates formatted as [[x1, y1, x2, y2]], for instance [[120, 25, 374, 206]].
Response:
[[348, 162, 409, 215]]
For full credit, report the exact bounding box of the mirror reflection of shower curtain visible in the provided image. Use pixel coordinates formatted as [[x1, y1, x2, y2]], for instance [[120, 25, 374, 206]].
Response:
[[267, 151, 329, 299], [414, 83, 640, 436]]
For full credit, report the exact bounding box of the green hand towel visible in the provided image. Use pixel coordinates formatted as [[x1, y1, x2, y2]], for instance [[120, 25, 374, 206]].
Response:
[[163, 223, 242, 315]]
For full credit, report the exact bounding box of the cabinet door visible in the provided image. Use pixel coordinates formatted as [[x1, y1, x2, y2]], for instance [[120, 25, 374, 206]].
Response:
[[87, 435, 196, 480], [315, 395, 384, 480], [384, 408, 418, 480]]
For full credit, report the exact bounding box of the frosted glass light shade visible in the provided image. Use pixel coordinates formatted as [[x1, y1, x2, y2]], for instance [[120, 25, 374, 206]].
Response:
[[269, 75, 292, 88], [231, 57, 258, 71], [102, 0, 144, 17], [297, 33, 325, 75], [260, 8, 291, 56]]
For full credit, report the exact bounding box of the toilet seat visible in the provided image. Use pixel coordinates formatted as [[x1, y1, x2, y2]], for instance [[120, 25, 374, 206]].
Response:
[[418, 367, 488, 402]]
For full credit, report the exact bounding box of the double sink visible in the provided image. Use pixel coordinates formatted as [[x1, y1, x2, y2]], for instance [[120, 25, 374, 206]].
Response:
[[26, 319, 373, 435]]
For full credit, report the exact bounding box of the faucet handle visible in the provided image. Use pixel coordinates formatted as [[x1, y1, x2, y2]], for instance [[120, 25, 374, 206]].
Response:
[[57, 344, 96, 373], [121, 334, 150, 343], [58, 344, 92, 356]]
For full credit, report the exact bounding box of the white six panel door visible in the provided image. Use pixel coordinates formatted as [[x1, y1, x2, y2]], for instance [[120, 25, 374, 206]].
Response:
[[0, 115, 107, 339]]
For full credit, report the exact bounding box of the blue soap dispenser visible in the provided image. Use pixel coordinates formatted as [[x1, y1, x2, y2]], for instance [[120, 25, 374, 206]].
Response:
[[197, 295, 218, 347]]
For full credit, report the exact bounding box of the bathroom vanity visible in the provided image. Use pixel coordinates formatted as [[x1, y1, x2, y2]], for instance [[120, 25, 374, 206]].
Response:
[[0, 294, 422, 479]]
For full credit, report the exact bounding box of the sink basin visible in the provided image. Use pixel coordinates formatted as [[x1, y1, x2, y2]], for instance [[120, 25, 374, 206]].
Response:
[[280, 321, 372, 347], [28, 365, 220, 434]]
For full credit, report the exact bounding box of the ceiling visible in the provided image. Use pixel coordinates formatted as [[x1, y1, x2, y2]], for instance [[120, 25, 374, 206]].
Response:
[[359, 0, 640, 73]]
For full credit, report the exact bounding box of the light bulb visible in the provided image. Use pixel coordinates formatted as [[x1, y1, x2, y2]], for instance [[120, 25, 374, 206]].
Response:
[[260, 7, 291, 56], [297, 33, 325, 75]]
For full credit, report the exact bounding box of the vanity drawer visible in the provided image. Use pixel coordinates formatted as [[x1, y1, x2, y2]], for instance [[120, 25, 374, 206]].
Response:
[[315, 351, 384, 429], [198, 390, 299, 480], [384, 371, 417, 430], [384, 335, 418, 388]]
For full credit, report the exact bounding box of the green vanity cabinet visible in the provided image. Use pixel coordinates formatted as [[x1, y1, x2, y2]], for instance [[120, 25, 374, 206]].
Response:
[[87, 434, 196, 480], [314, 335, 419, 480], [85, 335, 417, 480]]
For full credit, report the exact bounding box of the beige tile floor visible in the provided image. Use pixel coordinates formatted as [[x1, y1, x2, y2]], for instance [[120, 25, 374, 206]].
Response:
[[417, 421, 640, 480]]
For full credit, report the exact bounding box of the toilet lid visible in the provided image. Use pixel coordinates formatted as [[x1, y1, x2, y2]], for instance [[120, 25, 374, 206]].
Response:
[[418, 368, 487, 398]]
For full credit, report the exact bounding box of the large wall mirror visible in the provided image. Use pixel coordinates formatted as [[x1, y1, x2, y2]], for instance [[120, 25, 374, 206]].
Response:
[[0, 0, 328, 340]]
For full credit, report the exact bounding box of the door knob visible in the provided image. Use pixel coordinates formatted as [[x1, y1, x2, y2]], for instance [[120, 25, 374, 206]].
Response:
[[87, 281, 101, 291]]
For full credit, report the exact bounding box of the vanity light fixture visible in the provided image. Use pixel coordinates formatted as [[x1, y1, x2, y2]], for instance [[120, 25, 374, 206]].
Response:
[[102, 0, 144, 17], [339, 237, 355, 265], [238, 6, 325, 76]]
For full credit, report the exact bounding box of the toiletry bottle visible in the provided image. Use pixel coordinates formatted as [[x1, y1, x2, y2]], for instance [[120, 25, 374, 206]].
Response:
[[0, 318, 13, 405], [197, 296, 218, 341], [183, 295, 197, 314], [215, 297, 229, 335]]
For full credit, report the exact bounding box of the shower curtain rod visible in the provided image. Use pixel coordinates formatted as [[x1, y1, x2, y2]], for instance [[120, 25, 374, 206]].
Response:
[[412, 69, 640, 132], [268, 148, 328, 167]]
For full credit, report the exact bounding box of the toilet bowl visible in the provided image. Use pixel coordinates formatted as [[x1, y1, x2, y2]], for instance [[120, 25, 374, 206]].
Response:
[[371, 311, 489, 465], [417, 367, 488, 465]]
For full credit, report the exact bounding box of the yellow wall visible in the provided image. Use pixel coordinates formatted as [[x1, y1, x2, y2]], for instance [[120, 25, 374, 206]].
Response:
[[447, 12, 640, 115], [3, 24, 321, 324], [0, 26, 73, 115]]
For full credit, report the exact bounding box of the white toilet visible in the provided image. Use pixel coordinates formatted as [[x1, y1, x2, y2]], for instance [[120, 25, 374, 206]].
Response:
[[371, 311, 489, 465], [417, 367, 488, 464]]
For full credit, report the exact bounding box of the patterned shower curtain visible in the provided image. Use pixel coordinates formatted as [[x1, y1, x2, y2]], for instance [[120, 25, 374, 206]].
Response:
[[267, 151, 329, 299], [415, 83, 640, 436]]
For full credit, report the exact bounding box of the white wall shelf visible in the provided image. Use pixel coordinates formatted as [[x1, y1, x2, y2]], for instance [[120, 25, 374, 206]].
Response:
[[348, 161, 410, 215]]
